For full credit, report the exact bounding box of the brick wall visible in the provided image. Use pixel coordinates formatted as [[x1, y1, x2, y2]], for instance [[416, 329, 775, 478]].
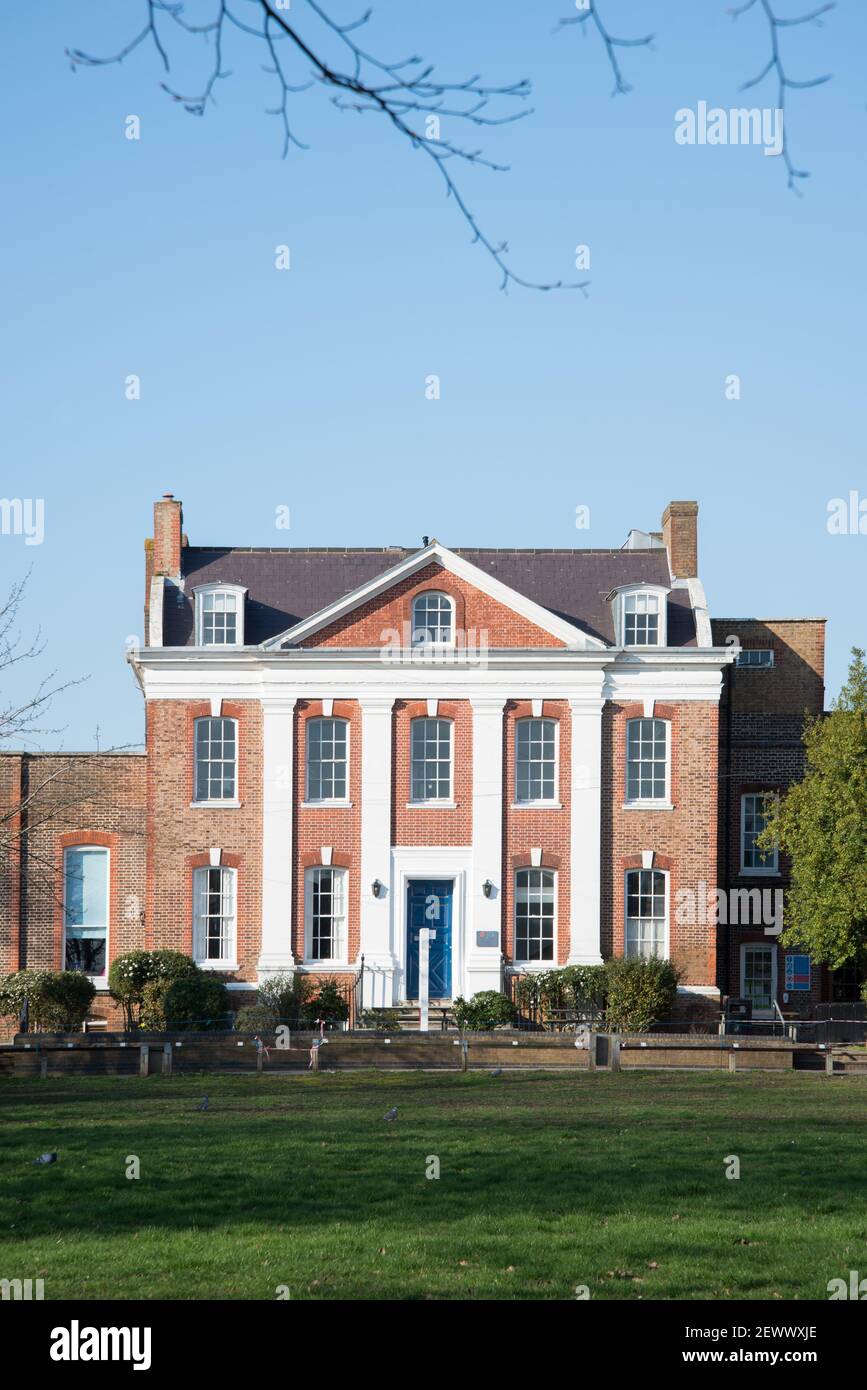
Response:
[[146, 699, 263, 982], [306, 563, 564, 648], [293, 699, 362, 966], [502, 700, 571, 965], [714, 619, 827, 1006], [0, 752, 147, 1030], [601, 701, 719, 988]]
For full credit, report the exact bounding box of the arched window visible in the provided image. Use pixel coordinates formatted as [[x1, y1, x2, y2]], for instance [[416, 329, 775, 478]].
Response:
[[514, 868, 555, 962], [411, 592, 454, 646], [63, 846, 109, 979], [193, 865, 237, 965], [625, 869, 667, 958], [194, 584, 247, 646]]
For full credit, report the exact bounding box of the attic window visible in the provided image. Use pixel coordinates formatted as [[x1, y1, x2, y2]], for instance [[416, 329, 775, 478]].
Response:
[[194, 584, 247, 647], [411, 591, 454, 646], [612, 585, 668, 649]]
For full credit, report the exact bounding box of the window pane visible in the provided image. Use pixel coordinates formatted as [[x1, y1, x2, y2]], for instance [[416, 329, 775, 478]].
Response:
[[193, 866, 236, 962], [411, 593, 453, 645], [194, 718, 237, 800], [626, 719, 668, 801], [308, 867, 346, 961], [306, 718, 348, 801], [514, 868, 555, 962], [515, 719, 556, 802], [64, 848, 108, 927], [624, 869, 666, 959], [411, 719, 452, 800]]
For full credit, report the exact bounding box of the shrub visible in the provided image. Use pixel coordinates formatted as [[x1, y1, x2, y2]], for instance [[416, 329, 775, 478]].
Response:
[[159, 974, 230, 1031], [453, 990, 518, 1031], [0, 969, 95, 1032], [358, 1008, 401, 1031], [109, 949, 198, 1029], [603, 956, 680, 1033], [301, 977, 349, 1026], [234, 1004, 279, 1034], [258, 972, 315, 1022], [514, 966, 607, 1021]]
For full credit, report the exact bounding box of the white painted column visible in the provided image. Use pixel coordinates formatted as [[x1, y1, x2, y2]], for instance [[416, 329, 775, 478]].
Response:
[[568, 688, 605, 965], [467, 698, 505, 998], [258, 698, 296, 979], [359, 697, 395, 1005], [419, 927, 432, 1033]]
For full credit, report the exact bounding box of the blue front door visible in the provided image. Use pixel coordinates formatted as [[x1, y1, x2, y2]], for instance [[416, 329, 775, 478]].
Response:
[[406, 880, 453, 999]]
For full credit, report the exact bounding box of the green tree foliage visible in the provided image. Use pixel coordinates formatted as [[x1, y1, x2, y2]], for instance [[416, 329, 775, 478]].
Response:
[[759, 648, 867, 968]]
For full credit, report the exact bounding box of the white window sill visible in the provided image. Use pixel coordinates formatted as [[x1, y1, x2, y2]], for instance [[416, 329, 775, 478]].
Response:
[[738, 868, 780, 878], [190, 800, 241, 809], [511, 802, 562, 810], [195, 960, 239, 972], [406, 801, 457, 809], [622, 801, 675, 812], [300, 960, 348, 970], [301, 801, 353, 809], [512, 960, 556, 972]]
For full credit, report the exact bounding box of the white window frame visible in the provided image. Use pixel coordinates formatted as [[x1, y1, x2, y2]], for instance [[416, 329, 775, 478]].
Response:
[[740, 942, 778, 1017], [304, 866, 348, 965], [304, 717, 350, 805], [514, 867, 557, 965], [193, 716, 239, 805], [193, 864, 238, 968], [513, 717, 559, 806], [740, 792, 779, 875], [613, 585, 668, 649], [193, 583, 247, 647], [409, 717, 454, 804], [62, 845, 110, 986], [623, 867, 669, 960], [624, 717, 671, 807], [736, 648, 774, 668], [411, 591, 455, 648]]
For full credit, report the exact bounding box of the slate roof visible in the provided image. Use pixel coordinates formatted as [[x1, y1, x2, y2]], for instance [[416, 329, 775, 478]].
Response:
[[163, 546, 696, 648]]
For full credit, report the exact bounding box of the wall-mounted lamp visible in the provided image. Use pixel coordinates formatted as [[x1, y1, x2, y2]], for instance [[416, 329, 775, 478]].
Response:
[[482, 879, 494, 899], [372, 879, 384, 899]]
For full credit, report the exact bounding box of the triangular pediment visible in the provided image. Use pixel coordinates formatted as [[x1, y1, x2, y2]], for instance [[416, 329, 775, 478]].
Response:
[[260, 541, 606, 650]]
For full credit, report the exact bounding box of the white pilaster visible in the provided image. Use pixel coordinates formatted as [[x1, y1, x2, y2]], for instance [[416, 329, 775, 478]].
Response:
[[257, 698, 296, 979], [569, 686, 605, 965], [359, 697, 395, 1004], [467, 698, 505, 997]]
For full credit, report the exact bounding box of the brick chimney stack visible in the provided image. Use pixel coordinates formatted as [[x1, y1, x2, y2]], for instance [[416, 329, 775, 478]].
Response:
[[662, 500, 698, 579], [153, 494, 183, 579]]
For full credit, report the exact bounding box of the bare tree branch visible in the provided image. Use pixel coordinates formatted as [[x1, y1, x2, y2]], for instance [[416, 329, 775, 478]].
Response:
[[66, 0, 587, 294], [557, 1, 654, 98], [728, 0, 835, 192]]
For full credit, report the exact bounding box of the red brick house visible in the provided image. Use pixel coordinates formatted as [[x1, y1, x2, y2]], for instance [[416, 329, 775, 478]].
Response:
[[0, 494, 835, 1027]]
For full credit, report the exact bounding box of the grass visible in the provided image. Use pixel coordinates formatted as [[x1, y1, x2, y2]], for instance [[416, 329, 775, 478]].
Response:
[[1, 1069, 866, 1300]]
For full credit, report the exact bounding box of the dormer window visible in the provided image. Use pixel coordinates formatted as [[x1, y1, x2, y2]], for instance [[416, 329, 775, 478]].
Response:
[[194, 584, 246, 647], [612, 585, 668, 648], [411, 591, 454, 646]]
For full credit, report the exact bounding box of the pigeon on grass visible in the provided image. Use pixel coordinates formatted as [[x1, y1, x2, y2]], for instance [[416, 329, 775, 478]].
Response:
[[383, 1107, 398, 1122], [32, 1152, 58, 1165], [198, 1096, 209, 1112], [489, 1068, 503, 1078]]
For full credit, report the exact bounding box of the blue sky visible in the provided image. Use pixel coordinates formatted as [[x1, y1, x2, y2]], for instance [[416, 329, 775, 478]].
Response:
[[1, 0, 864, 748]]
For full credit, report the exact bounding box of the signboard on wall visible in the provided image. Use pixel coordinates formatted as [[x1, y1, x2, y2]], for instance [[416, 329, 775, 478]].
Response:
[[785, 954, 811, 991]]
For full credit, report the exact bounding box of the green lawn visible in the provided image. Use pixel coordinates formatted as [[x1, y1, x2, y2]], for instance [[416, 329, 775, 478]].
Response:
[[1, 1070, 865, 1300]]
